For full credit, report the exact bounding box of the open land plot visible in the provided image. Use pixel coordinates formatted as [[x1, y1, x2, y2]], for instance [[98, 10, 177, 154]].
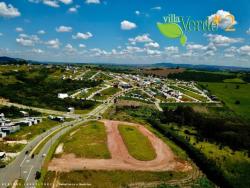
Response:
[[118, 124, 156, 161], [43, 170, 189, 188], [142, 68, 185, 77], [48, 120, 191, 172], [58, 121, 110, 159], [170, 85, 208, 102], [200, 82, 250, 120], [81, 70, 97, 79], [93, 87, 121, 100]]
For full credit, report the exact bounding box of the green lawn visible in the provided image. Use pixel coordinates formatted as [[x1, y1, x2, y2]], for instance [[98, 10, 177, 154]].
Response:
[[201, 82, 250, 120], [0, 142, 25, 153], [62, 121, 110, 159], [170, 85, 208, 102], [223, 78, 245, 83], [6, 119, 59, 141], [93, 87, 121, 100], [118, 124, 156, 161], [43, 170, 188, 188]]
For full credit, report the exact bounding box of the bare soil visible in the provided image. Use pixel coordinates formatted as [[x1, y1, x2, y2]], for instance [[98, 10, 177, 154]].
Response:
[[48, 120, 191, 172]]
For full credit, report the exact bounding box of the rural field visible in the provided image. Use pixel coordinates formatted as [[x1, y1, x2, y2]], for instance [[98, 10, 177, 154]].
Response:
[[41, 120, 194, 187]]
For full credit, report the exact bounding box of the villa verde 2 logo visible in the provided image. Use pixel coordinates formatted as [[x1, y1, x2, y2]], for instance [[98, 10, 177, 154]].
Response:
[[157, 12, 236, 46]]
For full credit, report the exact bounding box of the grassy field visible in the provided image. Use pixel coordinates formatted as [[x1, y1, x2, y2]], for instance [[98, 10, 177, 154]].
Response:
[[43, 170, 189, 188], [118, 124, 156, 161], [61, 121, 110, 159], [170, 85, 208, 102], [201, 82, 250, 120], [0, 142, 25, 153], [93, 87, 121, 100], [6, 119, 59, 141]]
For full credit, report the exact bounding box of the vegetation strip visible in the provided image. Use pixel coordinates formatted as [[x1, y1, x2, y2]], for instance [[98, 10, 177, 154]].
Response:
[[62, 121, 110, 159], [118, 124, 156, 161], [31, 126, 66, 156]]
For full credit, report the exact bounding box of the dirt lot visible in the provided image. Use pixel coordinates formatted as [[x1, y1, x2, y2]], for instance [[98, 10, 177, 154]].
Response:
[[48, 120, 191, 172], [142, 68, 185, 77]]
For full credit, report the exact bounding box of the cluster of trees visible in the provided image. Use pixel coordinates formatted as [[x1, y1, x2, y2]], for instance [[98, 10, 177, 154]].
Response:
[[159, 106, 250, 152], [0, 69, 101, 111], [242, 73, 250, 83], [168, 71, 235, 82], [0, 106, 41, 118]]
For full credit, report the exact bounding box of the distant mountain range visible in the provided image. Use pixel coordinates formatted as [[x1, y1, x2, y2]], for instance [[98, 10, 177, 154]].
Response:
[[148, 63, 250, 72], [0, 56, 27, 64], [0, 56, 250, 71]]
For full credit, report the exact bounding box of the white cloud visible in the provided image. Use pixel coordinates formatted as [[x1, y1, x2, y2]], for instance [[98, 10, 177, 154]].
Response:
[[135, 10, 140, 15], [65, 43, 77, 53], [145, 42, 160, 48], [208, 10, 237, 30], [16, 34, 40, 47], [46, 39, 60, 48], [151, 6, 161, 10], [16, 27, 24, 32], [85, 0, 100, 4], [246, 28, 250, 35], [37, 30, 46, 35], [58, 0, 72, 4], [121, 20, 137, 30], [68, 5, 80, 13], [186, 44, 208, 51], [56, 26, 72, 32], [79, 44, 86, 48], [126, 46, 144, 53], [72, 32, 93, 40], [129, 34, 152, 43], [16, 38, 34, 47], [0, 2, 21, 18], [146, 49, 161, 56], [43, 0, 60, 8], [165, 46, 179, 54], [238, 45, 250, 56], [31, 48, 44, 53], [204, 34, 243, 46]]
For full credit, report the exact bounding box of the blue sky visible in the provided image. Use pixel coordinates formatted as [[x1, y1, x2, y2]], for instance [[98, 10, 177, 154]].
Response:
[[0, 0, 250, 67]]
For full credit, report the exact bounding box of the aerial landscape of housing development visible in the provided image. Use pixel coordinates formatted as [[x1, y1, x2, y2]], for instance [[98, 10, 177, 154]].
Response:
[[0, 0, 250, 188]]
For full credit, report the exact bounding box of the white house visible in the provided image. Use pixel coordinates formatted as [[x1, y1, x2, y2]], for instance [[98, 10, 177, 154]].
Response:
[[58, 93, 69, 99], [0, 131, 6, 138], [0, 152, 6, 159]]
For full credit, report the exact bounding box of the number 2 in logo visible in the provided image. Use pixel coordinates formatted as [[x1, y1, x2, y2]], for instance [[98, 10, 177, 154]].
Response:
[[225, 14, 236, 32]]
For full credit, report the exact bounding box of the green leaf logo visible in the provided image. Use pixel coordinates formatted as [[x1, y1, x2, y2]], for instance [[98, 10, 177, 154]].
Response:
[[157, 23, 187, 46]]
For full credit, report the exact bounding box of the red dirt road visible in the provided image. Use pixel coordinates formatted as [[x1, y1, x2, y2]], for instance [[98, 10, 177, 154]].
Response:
[[48, 120, 191, 172]]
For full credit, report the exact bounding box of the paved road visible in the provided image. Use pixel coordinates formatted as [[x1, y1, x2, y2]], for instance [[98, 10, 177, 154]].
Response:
[[0, 120, 78, 188], [0, 100, 80, 119], [0, 100, 111, 188]]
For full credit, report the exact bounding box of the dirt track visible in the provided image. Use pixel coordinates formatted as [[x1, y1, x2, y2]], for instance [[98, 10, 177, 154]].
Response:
[[48, 120, 192, 172]]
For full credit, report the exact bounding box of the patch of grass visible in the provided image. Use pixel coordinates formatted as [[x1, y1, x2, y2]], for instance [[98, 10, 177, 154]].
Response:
[[93, 87, 121, 100], [6, 119, 59, 141], [170, 85, 208, 102], [0, 142, 25, 152], [223, 78, 245, 83], [200, 82, 250, 120], [62, 121, 110, 159], [43, 170, 187, 188], [118, 124, 156, 161]]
